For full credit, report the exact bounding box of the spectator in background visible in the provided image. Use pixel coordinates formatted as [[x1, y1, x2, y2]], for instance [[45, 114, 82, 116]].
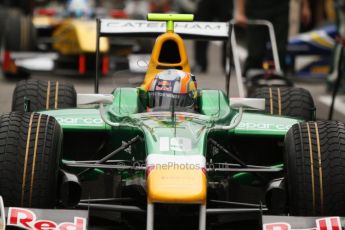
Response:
[[174, 0, 196, 14], [125, 0, 149, 19], [149, 0, 172, 13], [300, 0, 324, 32], [67, 0, 94, 17], [235, 0, 311, 75], [193, 0, 233, 73]]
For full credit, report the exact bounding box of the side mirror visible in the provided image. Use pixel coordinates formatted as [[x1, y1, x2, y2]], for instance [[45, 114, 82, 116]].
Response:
[[230, 98, 265, 111], [214, 98, 265, 131], [77, 94, 114, 105]]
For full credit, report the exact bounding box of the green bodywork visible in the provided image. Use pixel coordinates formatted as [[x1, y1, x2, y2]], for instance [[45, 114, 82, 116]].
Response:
[[42, 108, 110, 131], [42, 88, 300, 181], [42, 88, 299, 138]]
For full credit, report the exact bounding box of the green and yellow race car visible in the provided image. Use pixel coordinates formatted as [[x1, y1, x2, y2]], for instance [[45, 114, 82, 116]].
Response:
[[0, 13, 344, 230]]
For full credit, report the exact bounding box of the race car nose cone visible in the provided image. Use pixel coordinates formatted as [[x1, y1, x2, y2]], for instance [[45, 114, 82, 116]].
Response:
[[147, 167, 207, 204], [146, 154, 207, 204]]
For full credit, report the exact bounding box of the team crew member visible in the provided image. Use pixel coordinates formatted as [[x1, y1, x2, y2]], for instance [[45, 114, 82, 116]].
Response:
[[235, 0, 311, 75], [193, 0, 233, 73]]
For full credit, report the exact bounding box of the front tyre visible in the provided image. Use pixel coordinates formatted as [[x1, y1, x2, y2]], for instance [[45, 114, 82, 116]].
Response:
[[249, 87, 315, 121], [12, 79, 76, 112], [285, 121, 345, 215], [0, 112, 62, 208]]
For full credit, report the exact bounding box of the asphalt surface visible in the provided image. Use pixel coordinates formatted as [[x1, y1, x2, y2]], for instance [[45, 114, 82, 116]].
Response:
[[1, 41, 345, 122]]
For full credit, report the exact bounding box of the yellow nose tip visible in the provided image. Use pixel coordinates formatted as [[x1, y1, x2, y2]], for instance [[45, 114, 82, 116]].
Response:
[[147, 167, 207, 204]]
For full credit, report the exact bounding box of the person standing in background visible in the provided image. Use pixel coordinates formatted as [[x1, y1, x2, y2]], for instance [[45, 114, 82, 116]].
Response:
[[149, 0, 172, 13], [300, 0, 324, 32], [67, 0, 94, 17], [125, 0, 149, 18], [193, 0, 233, 73], [174, 0, 196, 14], [235, 0, 311, 75]]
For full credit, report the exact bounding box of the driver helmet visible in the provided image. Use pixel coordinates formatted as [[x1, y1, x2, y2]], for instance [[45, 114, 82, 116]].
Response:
[[147, 69, 197, 112]]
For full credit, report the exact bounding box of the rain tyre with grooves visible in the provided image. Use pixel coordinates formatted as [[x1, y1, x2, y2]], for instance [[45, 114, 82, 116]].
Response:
[[12, 79, 77, 112], [249, 87, 315, 121], [0, 112, 62, 208], [285, 121, 345, 216]]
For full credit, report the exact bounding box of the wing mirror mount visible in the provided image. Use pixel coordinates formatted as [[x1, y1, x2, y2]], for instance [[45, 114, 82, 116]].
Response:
[[77, 94, 114, 105], [214, 98, 265, 131], [230, 98, 265, 111], [77, 94, 120, 127]]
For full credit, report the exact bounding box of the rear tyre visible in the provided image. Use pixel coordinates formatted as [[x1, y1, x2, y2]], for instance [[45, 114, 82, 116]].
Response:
[[2, 13, 36, 79], [4, 14, 36, 51], [249, 87, 315, 121], [285, 121, 345, 215], [12, 79, 77, 112], [0, 112, 62, 207], [0, 9, 21, 48], [0, 8, 8, 46]]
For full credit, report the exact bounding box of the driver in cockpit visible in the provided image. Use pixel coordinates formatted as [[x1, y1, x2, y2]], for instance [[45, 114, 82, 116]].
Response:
[[143, 69, 198, 112]]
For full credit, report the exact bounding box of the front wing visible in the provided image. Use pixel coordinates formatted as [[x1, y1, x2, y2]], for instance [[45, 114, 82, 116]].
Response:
[[263, 215, 344, 230], [0, 196, 88, 230]]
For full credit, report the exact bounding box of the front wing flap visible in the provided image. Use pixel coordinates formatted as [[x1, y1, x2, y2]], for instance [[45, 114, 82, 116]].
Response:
[[0, 196, 88, 230], [262, 215, 344, 230]]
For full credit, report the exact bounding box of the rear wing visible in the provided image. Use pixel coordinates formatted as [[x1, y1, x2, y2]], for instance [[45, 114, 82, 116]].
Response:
[[98, 19, 229, 40], [94, 17, 230, 93]]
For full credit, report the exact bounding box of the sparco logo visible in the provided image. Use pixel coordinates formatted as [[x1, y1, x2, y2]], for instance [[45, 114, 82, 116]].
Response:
[[237, 122, 291, 130], [7, 208, 86, 230], [56, 117, 103, 124], [263, 217, 341, 230]]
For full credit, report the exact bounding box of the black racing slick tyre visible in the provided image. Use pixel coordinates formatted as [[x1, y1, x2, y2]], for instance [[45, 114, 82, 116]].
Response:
[[12, 79, 77, 112], [4, 14, 36, 51], [0, 112, 62, 208], [285, 121, 345, 216], [249, 87, 315, 121], [0, 8, 8, 47]]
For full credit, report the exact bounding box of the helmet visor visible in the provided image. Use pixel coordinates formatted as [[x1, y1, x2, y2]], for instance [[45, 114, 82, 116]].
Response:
[[148, 91, 195, 112]]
